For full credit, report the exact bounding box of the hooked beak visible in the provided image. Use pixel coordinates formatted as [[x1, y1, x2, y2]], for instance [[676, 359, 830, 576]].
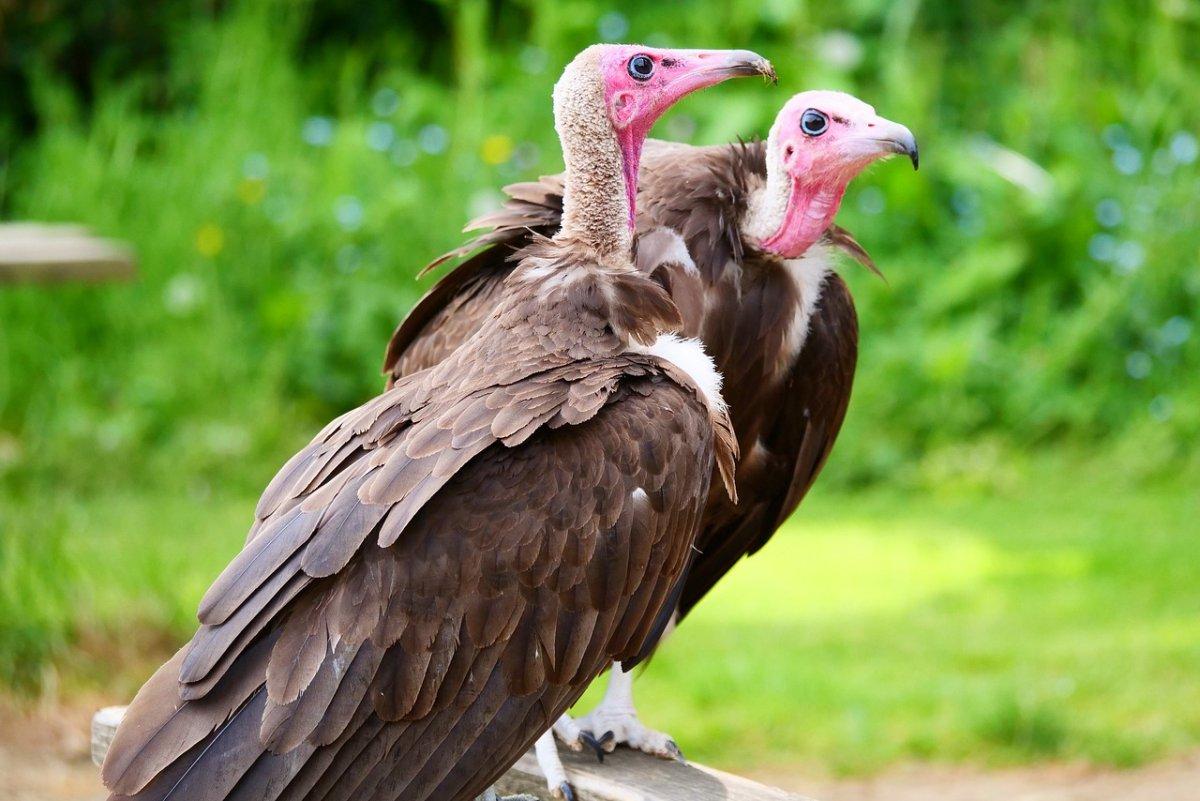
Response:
[[865, 117, 919, 170], [660, 48, 777, 99]]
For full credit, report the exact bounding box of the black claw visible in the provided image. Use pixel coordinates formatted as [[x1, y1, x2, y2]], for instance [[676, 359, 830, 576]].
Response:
[[598, 730, 616, 751], [558, 781, 576, 801], [667, 739, 686, 763], [579, 731, 606, 763]]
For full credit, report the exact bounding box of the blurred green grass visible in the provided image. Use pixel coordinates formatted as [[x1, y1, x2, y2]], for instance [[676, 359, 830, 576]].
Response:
[[3, 452, 1198, 773]]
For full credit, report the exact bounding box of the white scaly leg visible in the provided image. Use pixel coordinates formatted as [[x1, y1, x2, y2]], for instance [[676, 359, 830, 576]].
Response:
[[534, 726, 577, 800]]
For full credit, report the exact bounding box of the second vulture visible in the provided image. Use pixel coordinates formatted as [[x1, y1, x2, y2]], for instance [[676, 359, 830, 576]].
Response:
[[382, 89, 918, 787]]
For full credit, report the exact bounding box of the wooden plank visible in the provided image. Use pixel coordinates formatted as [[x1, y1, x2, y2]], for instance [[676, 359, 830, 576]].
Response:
[[497, 748, 814, 801], [0, 223, 136, 283], [91, 706, 814, 801]]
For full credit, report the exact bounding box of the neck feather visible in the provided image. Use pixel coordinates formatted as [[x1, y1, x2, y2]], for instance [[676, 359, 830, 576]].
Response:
[[553, 69, 634, 258], [744, 172, 846, 259]]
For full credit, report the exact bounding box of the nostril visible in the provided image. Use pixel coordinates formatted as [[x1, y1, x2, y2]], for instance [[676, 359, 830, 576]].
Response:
[[867, 122, 875, 128], [784, 145, 795, 158]]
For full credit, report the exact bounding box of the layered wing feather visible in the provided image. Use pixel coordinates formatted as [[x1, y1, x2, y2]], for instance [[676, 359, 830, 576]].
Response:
[[103, 358, 724, 801]]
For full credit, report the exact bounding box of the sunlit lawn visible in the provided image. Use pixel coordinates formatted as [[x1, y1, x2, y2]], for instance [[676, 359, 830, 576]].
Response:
[[622, 457, 1200, 774], [2, 454, 1197, 775]]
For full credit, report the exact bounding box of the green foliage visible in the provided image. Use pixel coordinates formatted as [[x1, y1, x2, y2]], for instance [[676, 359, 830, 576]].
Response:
[[1, 0, 1198, 496]]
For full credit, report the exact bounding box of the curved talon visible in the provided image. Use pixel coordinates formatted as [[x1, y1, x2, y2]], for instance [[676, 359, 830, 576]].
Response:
[[557, 781, 577, 801], [579, 730, 607, 762], [666, 739, 685, 763], [598, 730, 616, 753]]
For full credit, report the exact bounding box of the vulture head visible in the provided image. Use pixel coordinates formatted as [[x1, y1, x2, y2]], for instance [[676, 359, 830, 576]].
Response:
[[751, 90, 918, 259], [554, 45, 775, 253]]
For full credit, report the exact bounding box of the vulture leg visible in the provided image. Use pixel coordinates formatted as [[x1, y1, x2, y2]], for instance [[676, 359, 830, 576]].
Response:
[[533, 728, 577, 801]]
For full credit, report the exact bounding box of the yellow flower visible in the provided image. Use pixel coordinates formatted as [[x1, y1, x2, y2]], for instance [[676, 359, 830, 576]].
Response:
[[237, 177, 267, 205], [481, 134, 514, 165], [195, 223, 225, 257]]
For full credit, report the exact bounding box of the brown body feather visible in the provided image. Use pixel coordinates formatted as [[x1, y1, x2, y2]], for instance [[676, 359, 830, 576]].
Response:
[[385, 138, 863, 622]]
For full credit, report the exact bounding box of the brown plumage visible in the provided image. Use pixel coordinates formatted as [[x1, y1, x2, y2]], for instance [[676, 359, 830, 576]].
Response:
[[100, 44, 752, 801], [385, 138, 866, 622]]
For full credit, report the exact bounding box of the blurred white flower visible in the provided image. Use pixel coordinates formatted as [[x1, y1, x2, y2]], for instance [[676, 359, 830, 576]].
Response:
[[1112, 145, 1142, 175], [203, 422, 250, 457], [334, 195, 364, 231], [164, 273, 204, 316], [597, 12, 629, 41], [372, 88, 400, 117], [1169, 131, 1198, 164], [1087, 233, 1116, 262], [468, 189, 504, 219], [1125, 351, 1151, 380], [1160, 316, 1192, 347], [1148, 395, 1173, 422], [512, 142, 540, 170], [242, 152, 269, 179], [366, 121, 396, 152], [857, 186, 886, 215], [1151, 148, 1175, 175], [1113, 240, 1144, 274], [336, 244, 361, 273], [391, 139, 418, 167], [1094, 199, 1122, 228], [519, 46, 548, 75], [664, 114, 696, 142], [816, 31, 864, 71], [418, 124, 449, 155], [302, 116, 335, 147], [1102, 124, 1128, 149]]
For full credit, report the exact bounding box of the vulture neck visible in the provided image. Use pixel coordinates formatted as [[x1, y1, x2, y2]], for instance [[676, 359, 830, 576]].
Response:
[[742, 128, 846, 260], [553, 66, 635, 260]]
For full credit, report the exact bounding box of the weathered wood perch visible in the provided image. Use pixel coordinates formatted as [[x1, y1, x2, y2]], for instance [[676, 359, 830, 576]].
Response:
[[93, 706, 814, 801], [0, 223, 136, 283]]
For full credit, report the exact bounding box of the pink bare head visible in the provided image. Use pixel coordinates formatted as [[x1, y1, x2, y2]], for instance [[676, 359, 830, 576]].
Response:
[[755, 90, 917, 258], [555, 45, 775, 236]]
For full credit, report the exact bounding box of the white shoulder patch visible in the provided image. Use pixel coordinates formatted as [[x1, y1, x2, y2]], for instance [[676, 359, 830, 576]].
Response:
[[782, 243, 835, 364], [631, 333, 726, 412]]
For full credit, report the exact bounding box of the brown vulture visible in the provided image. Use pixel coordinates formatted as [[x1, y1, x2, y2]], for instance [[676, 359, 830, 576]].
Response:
[[381, 90, 918, 793], [100, 44, 776, 801]]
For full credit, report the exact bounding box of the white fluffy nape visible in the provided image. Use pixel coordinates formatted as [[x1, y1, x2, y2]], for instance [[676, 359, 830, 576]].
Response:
[[632, 333, 726, 413]]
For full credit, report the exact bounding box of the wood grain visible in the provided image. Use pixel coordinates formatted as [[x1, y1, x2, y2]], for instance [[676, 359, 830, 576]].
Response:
[[92, 706, 815, 800], [0, 223, 135, 283]]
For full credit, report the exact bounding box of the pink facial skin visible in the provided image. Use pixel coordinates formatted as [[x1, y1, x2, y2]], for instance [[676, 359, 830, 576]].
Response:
[[760, 90, 918, 259], [598, 46, 776, 231]]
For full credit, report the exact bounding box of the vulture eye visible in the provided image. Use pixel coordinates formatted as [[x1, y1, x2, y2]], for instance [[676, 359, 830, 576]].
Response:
[[800, 109, 829, 136], [627, 55, 655, 81]]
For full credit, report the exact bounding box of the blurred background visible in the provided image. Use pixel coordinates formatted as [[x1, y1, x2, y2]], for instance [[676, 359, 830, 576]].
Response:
[[1, 1, 1198, 799]]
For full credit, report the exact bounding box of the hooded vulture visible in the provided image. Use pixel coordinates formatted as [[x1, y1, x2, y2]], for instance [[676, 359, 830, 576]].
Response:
[[100, 44, 776, 801], [381, 90, 918, 787]]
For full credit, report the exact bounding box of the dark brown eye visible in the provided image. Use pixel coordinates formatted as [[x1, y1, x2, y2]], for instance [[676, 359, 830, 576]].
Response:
[[801, 109, 829, 136], [627, 55, 654, 81]]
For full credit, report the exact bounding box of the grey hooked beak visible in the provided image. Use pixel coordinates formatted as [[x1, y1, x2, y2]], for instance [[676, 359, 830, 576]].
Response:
[[868, 118, 919, 170], [689, 48, 777, 84]]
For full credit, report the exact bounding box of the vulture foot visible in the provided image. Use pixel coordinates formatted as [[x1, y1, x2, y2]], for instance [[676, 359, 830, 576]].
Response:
[[576, 705, 684, 761]]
